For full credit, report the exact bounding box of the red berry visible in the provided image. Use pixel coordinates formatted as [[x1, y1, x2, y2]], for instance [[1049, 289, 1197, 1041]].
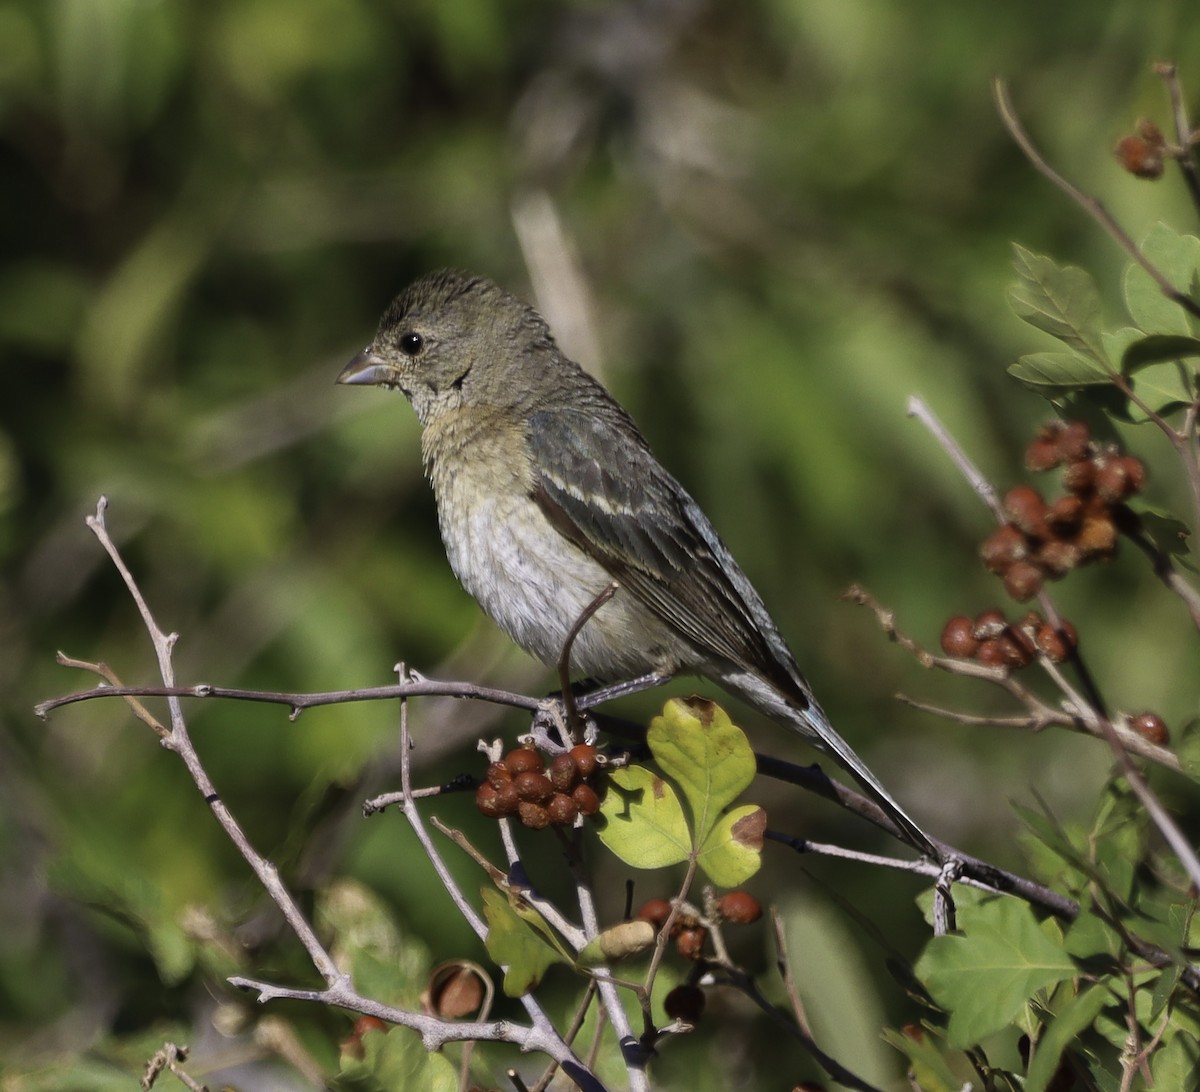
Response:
[[1025, 437, 1061, 472], [494, 781, 520, 815], [1003, 560, 1044, 601], [940, 616, 979, 658], [549, 753, 579, 792], [1096, 458, 1133, 503], [1034, 621, 1077, 663], [504, 746, 544, 775], [975, 638, 1009, 667], [973, 609, 1008, 639], [1077, 516, 1117, 559], [1046, 494, 1084, 531], [1055, 421, 1091, 462], [1119, 455, 1147, 495], [676, 926, 707, 961], [1003, 486, 1049, 538], [1114, 134, 1165, 179], [513, 771, 555, 803], [1062, 459, 1096, 494], [717, 891, 762, 924], [1035, 538, 1082, 579], [635, 898, 673, 929], [1129, 712, 1169, 745], [663, 984, 706, 1022], [569, 743, 599, 778], [547, 792, 579, 826], [980, 524, 1028, 573], [517, 801, 551, 829], [476, 783, 504, 818], [486, 761, 512, 789], [571, 783, 601, 816]]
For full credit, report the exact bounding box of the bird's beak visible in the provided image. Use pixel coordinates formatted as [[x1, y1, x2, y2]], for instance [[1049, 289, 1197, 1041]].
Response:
[[337, 348, 392, 386]]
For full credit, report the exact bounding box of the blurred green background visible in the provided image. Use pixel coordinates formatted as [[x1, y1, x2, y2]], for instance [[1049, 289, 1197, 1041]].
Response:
[[4, 0, 1199, 1087]]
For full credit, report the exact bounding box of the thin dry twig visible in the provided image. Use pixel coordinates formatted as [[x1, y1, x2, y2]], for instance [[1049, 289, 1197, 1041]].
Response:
[[1155, 62, 1200, 217]]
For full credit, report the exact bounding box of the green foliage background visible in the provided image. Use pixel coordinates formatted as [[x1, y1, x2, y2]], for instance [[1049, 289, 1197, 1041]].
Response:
[[3, 0, 1199, 1087]]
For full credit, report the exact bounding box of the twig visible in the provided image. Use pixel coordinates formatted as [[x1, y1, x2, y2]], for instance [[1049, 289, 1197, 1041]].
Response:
[[1155, 62, 1200, 217], [557, 582, 619, 738], [906, 396, 1004, 519], [994, 77, 1200, 321]]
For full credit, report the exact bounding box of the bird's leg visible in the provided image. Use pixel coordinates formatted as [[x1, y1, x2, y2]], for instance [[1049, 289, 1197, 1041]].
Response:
[[555, 582, 620, 741]]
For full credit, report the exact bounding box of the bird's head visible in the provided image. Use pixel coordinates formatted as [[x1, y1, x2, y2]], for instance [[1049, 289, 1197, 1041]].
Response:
[[337, 270, 562, 425]]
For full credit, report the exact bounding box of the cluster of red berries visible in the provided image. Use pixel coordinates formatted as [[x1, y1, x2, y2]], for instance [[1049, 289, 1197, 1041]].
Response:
[[1114, 119, 1166, 180], [636, 891, 762, 961], [474, 744, 602, 829], [981, 420, 1145, 602], [941, 608, 1078, 668], [637, 892, 763, 1023]]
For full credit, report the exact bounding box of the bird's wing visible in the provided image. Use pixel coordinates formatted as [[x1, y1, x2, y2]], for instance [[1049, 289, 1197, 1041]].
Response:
[[527, 406, 812, 710]]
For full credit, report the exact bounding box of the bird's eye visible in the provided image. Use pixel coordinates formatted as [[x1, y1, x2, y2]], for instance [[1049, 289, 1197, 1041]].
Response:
[[399, 332, 424, 356]]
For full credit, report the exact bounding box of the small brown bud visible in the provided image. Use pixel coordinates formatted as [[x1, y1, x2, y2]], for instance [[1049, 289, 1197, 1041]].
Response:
[[976, 637, 1011, 667], [940, 615, 979, 659]]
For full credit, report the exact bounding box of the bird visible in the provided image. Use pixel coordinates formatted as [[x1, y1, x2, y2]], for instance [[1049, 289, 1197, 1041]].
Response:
[[337, 269, 936, 857]]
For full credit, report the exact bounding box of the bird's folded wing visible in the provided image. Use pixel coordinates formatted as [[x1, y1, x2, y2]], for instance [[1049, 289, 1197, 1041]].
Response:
[[527, 407, 810, 709]]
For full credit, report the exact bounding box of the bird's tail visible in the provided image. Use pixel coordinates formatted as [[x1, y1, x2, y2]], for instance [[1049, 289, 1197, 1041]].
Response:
[[717, 669, 939, 859]]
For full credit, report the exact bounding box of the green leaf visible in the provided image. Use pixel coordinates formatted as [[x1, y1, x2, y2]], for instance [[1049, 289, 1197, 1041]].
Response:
[[1062, 911, 1121, 960], [696, 804, 766, 886], [1152, 1031, 1200, 1091], [332, 1026, 459, 1092], [1008, 350, 1111, 391], [597, 764, 692, 869], [481, 888, 565, 996], [881, 1026, 966, 1092], [646, 697, 757, 846], [1123, 222, 1200, 335], [1024, 983, 1112, 1092], [1120, 332, 1200, 372], [915, 897, 1078, 1049], [1008, 245, 1109, 363]]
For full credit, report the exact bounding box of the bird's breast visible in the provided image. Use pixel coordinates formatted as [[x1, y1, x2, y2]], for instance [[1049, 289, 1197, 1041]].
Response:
[[421, 408, 686, 679]]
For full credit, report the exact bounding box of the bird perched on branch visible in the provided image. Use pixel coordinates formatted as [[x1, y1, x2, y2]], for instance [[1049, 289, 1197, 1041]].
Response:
[[338, 270, 936, 858]]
